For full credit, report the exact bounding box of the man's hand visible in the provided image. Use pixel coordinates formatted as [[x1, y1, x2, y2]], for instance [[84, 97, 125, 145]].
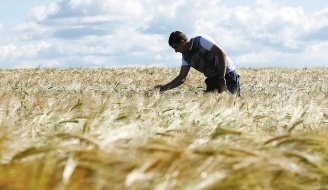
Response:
[[154, 85, 164, 92], [218, 78, 227, 93], [153, 66, 190, 93]]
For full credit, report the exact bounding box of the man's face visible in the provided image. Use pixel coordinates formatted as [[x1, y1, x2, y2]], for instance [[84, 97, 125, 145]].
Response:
[[171, 40, 187, 53]]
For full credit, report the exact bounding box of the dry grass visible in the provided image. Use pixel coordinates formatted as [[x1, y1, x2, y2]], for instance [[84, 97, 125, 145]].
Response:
[[0, 67, 327, 190]]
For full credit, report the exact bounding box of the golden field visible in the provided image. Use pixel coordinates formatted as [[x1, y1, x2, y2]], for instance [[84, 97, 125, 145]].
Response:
[[0, 68, 327, 190]]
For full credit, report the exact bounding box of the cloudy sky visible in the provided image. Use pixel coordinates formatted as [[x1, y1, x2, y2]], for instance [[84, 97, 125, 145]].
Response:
[[0, 0, 327, 68]]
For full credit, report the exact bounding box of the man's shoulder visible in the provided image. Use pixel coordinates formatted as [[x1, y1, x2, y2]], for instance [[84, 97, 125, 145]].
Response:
[[199, 35, 216, 43], [193, 35, 217, 45], [193, 36, 202, 41], [190, 36, 201, 47]]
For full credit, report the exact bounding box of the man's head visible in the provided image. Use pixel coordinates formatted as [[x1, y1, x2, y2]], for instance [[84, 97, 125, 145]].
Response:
[[168, 31, 189, 53]]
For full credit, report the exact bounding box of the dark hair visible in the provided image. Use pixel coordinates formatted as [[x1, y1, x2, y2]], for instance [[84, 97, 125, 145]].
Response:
[[168, 31, 188, 46]]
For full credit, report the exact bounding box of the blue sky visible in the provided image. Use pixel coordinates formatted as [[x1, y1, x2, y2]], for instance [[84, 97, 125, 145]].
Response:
[[0, 0, 327, 68]]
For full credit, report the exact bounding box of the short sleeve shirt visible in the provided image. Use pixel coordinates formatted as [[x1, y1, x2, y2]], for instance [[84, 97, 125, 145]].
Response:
[[182, 35, 235, 73]]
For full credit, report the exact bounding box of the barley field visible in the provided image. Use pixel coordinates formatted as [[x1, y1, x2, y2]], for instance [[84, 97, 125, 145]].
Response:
[[0, 68, 327, 190]]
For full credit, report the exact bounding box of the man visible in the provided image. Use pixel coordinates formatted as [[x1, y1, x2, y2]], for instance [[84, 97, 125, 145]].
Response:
[[155, 31, 240, 96]]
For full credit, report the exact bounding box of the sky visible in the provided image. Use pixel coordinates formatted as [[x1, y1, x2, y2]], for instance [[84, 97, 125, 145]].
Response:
[[0, 0, 327, 68]]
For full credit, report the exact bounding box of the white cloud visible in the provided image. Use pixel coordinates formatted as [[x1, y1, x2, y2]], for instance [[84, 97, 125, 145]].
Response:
[[0, 42, 49, 65], [27, 3, 60, 22], [1, 0, 328, 68], [14, 22, 49, 40], [0, 41, 50, 68], [192, 0, 328, 67], [236, 41, 328, 68], [203, 1, 313, 50]]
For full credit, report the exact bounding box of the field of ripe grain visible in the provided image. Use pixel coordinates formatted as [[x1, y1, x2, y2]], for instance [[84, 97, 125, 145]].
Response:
[[0, 68, 327, 190]]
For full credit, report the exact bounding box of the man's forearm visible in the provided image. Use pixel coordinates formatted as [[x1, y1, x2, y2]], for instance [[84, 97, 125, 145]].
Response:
[[161, 75, 185, 91]]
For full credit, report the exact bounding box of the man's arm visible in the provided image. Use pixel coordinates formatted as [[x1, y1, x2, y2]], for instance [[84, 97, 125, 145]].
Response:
[[210, 45, 227, 79], [155, 65, 190, 92], [210, 45, 227, 93]]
